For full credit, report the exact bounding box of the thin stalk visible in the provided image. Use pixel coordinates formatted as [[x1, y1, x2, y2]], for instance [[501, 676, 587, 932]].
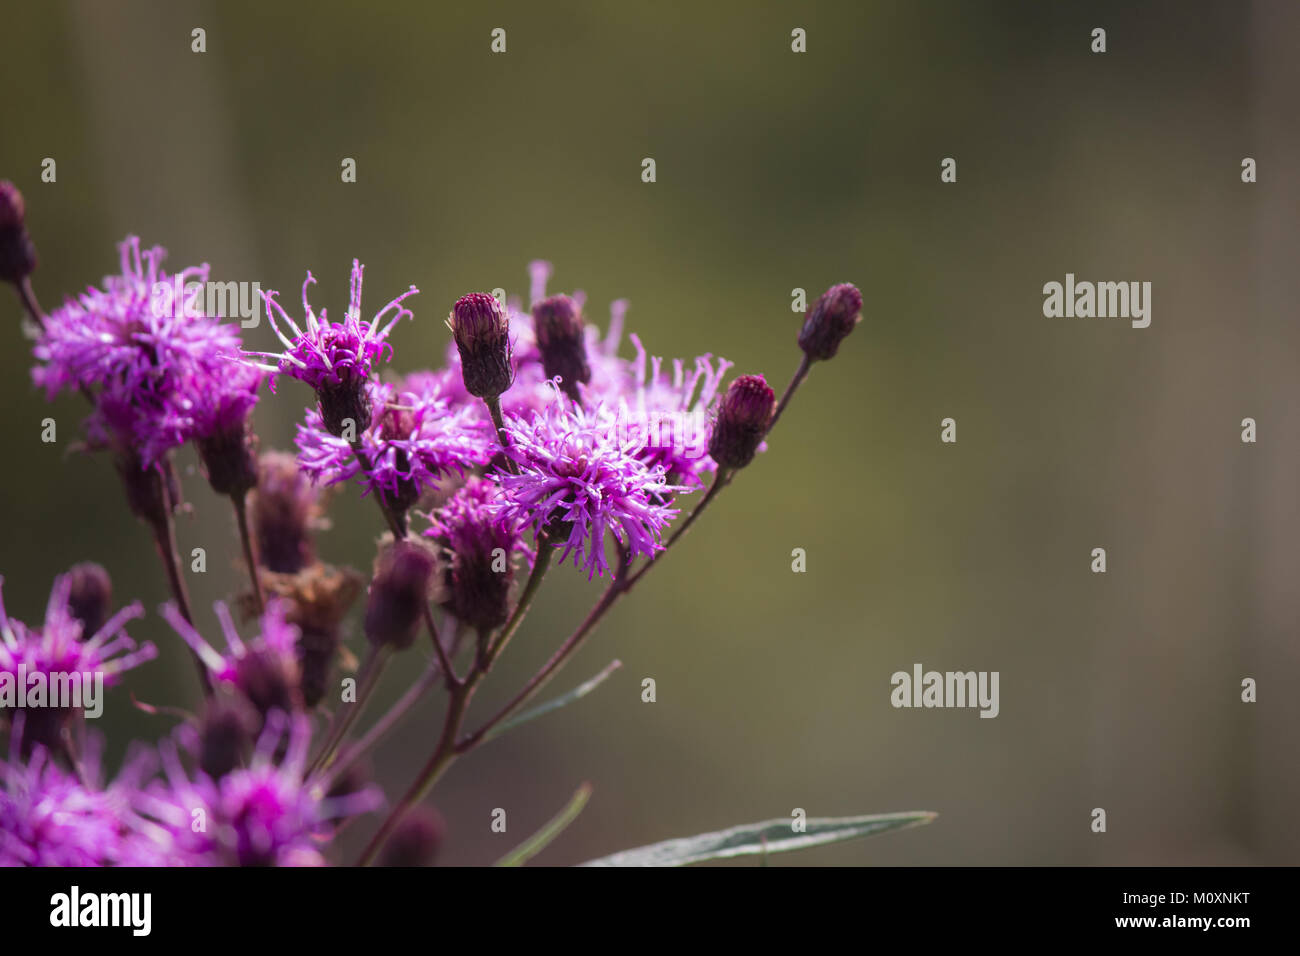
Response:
[[308, 644, 391, 776], [231, 490, 264, 615], [623, 467, 732, 592], [484, 395, 518, 473], [17, 277, 46, 328], [767, 354, 812, 435], [148, 513, 213, 697], [484, 539, 553, 666]]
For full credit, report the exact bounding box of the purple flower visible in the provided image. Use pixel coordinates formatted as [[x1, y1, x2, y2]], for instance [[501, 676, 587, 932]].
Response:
[[161, 600, 302, 716], [295, 373, 495, 513], [31, 236, 241, 465], [140, 710, 381, 866], [424, 476, 523, 631], [246, 260, 417, 436], [0, 573, 155, 752], [496, 395, 685, 579], [0, 735, 164, 866]]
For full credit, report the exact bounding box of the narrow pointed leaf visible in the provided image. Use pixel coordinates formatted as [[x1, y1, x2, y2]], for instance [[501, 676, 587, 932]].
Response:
[[578, 810, 937, 867], [485, 659, 622, 742], [494, 783, 593, 867]]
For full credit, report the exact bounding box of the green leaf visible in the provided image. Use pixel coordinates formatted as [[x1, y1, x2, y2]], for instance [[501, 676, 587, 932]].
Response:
[[578, 810, 937, 867], [484, 659, 622, 742], [494, 783, 593, 867]]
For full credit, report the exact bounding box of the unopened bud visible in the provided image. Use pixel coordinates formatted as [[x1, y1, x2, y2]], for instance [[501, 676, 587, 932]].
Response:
[[708, 374, 775, 469], [364, 539, 437, 651], [447, 293, 513, 399], [198, 694, 257, 779], [0, 181, 37, 284], [64, 562, 113, 639], [379, 806, 445, 867], [533, 294, 590, 401], [251, 452, 319, 574], [798, 283, 861, 361]]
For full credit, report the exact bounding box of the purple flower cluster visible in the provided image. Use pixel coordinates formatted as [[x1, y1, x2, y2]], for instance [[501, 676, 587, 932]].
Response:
[[8, 220, 858, 867]]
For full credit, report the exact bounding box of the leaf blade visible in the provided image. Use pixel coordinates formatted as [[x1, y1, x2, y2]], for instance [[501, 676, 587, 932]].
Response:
[[484, 659, 622, 742], [578, 810, 937, 867], [494, 783, 593, 867]]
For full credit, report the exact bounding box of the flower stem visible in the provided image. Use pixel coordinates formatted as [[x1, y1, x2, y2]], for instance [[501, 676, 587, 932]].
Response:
[[16, 277, 46, 328], [767, 354, 812, 435], [148, 511, 213, 697], [309, 643, 392, 776], [231, 490, 264, 615], [484, 538, 552, 667], [484, 395, 518, 474]]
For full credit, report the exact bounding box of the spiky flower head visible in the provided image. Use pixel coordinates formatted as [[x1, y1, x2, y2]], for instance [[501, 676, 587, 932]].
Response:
[[162, 600, 303, 719], [247, 260, 417, 436], [141, 711, 382, 866], [295, 373, 495, 516], [798, 282, 862, 361], [32, 236, 242, 466], [447, 293, 513, 399], [424, 476, 521, 632], [708, 374, 775, 470], [0, 573, 155, 754], [497, 395, 686, 579], [0, 734, 164, 866]]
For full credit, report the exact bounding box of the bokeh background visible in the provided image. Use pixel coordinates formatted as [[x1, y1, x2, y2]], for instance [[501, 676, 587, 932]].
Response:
[[1, 0, 1295, 865]]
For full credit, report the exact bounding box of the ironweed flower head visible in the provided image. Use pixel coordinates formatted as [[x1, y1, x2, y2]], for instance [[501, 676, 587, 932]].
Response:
[[192, 362, 263, 497], [247, 260, 417, 436], [497, 394, 686, 579], [424, 476, 521, 632], [0, 574, 154, 753], [162, 600, 303, 718], [0, 734, 163, 866], [798, 282, 862, 361], [709, 374, 775, 470], [0, 180, 37, 284], [32, 236, 242, 465], [142, 711, 382, 866], [447, 292, 513, 399], [295, 374, 494, 515]]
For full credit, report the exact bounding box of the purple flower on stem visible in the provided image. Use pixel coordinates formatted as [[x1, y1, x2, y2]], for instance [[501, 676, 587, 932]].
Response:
[[245, 260, 417, 436], [424, 476, 523, 631], [295, 373, 495, 514], [140, 710, 382, 866], [0, 733, 164, 866], [31, 236, 241, 465], [161, 600, 302, 717], [496, 393, 686, 579], [0, 574, 154, 753]]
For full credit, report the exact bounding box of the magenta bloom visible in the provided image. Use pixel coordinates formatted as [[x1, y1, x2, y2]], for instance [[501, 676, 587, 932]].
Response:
[[496, 396, 685, 579], [161, 600, 302, 715], [246, 260, 417, 435], [0, 736, 163, 866], [141, 711, 381, 866], [0, 574, 155, 752], [31, 236, 242, 465], [295, 373, 495, 512]]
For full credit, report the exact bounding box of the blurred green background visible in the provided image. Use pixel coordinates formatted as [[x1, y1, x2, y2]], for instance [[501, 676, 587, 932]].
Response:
[[1, 0, 1296, 865]]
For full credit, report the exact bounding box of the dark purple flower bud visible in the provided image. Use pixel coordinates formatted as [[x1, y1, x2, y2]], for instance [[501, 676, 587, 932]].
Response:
[[447, 293, 513, 399], [709, 374, 775, 470], [197, 417, 259, 498], [251, 452, 319, 574], [426, 478, 517, 633], [379, 806, 445, 867], [0, 181, 37, 284], [798, 282, 862, 361], [318, 377, 373, 439], [364, 539, 437, 651], [64, 562, 113, 639], [198, 694, 258, 780], [533, 294, 590, 401], [234, 642, 302, 718]]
